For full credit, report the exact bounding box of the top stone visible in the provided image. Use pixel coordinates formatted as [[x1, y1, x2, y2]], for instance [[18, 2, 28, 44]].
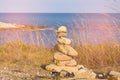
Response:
[[57, 26, 67, 33]]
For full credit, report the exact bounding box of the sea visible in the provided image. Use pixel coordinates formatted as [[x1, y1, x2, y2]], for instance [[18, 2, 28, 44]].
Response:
[[0, 13, 120, 47]]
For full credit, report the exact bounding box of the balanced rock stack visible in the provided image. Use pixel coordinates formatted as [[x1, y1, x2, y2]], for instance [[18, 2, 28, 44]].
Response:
[[54, 26, 78, 66], [45, 26, 96, 79]]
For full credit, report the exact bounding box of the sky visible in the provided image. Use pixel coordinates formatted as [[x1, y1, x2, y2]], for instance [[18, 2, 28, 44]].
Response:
[[0, 0, 120, 13]]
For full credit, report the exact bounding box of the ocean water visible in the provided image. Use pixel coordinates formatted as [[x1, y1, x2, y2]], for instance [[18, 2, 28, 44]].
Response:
[[0, 13, 119, 27], [0, 13, 120, 47]]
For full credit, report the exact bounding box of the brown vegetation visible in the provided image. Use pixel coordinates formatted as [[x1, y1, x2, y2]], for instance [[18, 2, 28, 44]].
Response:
[[0, 41, 120, 73]]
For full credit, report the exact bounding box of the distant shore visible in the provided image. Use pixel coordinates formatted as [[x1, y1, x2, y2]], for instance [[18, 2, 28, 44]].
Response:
[[0, 22, 47, 31]]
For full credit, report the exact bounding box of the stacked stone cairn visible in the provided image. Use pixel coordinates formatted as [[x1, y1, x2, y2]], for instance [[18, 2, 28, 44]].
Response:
[[54, 26, 78, 66], [45, 26, 96, 79]]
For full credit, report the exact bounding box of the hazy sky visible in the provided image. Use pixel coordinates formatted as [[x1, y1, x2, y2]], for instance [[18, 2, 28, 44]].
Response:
[[0, 0, 120, 13]]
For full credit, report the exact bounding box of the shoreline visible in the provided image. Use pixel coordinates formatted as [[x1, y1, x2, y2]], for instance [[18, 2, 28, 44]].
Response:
[[0, 22, 47, 31]]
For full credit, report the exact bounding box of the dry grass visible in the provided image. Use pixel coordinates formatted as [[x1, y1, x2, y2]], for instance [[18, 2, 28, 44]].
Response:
[[0, 41, 120, 72], [75, 43, 120, 69], [0, 41, 54, 67]]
